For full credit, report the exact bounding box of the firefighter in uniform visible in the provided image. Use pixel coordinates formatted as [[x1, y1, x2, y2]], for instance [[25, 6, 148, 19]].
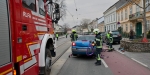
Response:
[[56, 33, 59, 41], [70, 30, 78, 41], [108, 31, 113, 52], [94, 34, 103, 66], [106, 30, 110, 45]]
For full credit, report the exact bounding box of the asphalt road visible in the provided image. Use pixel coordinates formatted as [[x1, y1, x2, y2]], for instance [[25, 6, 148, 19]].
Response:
[[56, 36, 71, 48], [58, 56, 113, 75], [52, 36, 71, 64], [51, 43, 150, 75]]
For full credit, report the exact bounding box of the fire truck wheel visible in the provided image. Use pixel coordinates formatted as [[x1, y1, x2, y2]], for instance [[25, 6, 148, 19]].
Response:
[[44, 49, 52, 75]]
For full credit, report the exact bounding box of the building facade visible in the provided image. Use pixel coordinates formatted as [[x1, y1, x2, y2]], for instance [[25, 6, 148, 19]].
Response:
[[54, 24, 64, 33], [104, 2, 118, 32], [97, 17, 105, 32], [103, 0, 128, 32], [88, 18, 98, 32], [72, 25, 82, 33], [115, 0, 150, 37], [117, 0, 143, 35]]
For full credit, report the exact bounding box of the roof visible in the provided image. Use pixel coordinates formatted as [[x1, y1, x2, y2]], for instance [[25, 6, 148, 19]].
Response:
[[98, 17, 104, 24], [116, 0, 129, 10], [103, 1, 119, 14], [103, 0, 127, 14]]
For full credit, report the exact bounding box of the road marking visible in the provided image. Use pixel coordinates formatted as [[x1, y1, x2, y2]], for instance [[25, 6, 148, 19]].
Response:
[[101, 59, 108, 68], [116, 50, 124, 54], [131, 58, 148, 67]]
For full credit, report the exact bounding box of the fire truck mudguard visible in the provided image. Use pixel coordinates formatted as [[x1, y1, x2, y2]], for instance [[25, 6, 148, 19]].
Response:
[[39, 34, 53, 67]]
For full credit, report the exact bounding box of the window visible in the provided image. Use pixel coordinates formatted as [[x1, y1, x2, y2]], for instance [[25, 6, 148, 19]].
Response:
[[146, 0, 150, 12], [136, 3, 140, 12], [121, 11, 123, 21], [118, 13, 120, 21], [22, 0, 36, 11], [114, 14, 115, 21], [39, 0, 45, 16], [147, 20, 150, 30], [130, 6, 132, 15], [114, 24, 116, 30], [126, 24, 128, 31], [106, 17, 108, 23], [111, 15, 112, 22], [109, 16, 110, 22], [78, 36, 95, 40], [125, 9, 128, 19], [110, 15, 112, 22], [130, 24, 132, 30]]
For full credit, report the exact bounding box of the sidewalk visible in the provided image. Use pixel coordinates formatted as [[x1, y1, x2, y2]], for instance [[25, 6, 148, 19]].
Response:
[[113, 44, 150, 69]]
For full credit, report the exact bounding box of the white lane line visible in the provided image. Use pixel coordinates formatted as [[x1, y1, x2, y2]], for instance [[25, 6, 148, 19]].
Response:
[[131, 58, 148, 67], [101, 59, 108, 68], [116, 50, 124, 54]]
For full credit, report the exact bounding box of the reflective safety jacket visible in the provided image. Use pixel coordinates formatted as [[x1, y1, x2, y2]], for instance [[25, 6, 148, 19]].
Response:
[[109, 36, 113, 43], [70, 33, 78, 41], [95, 31, 98, 35], [95, 38, 102, 48], [106, 33, 110, 39], [56, 34, 58, 37]]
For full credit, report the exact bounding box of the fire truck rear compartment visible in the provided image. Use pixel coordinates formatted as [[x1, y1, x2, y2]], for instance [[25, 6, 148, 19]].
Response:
[[0, 0, 11, 66]]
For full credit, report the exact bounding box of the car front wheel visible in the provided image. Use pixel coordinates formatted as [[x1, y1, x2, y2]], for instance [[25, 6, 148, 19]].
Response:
[[118, 41, 120, 44]]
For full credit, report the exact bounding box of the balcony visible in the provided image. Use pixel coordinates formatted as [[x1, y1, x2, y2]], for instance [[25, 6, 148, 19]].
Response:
[[129, 11, 144, 21]]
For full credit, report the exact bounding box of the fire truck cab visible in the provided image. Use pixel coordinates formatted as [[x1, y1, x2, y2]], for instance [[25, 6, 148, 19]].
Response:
[[0, 0, 59, 75]]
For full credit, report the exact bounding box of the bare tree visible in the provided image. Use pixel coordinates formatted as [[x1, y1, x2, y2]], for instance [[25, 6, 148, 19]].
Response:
[[54, 0, 67, 21], [125, 0, 149, 41], [62, 23, 70, 33], [80, 19, 91, 29]]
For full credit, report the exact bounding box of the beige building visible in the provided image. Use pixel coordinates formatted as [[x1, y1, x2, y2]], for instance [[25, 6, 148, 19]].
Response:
[[88, 19, 99, 32], [98, 21, 105, 32], [97, 17, 105, 32], [116, 0, 150, 36]]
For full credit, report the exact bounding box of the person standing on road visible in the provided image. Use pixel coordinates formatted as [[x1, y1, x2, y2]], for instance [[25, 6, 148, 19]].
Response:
[[66, 33, 68, 38], [56, 33, 59, 41], [108, 31, 113, 52], [106, 30, 110, 41], [70, 30, 78, 41], [94, 34, 103, 66], [129, 29, 134, 40]]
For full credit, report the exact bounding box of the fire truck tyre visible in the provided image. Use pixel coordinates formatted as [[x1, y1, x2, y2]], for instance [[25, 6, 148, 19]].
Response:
[[43, 49, 52, 75], [72, 54, 77, 56], [118, 41, 120, 44]]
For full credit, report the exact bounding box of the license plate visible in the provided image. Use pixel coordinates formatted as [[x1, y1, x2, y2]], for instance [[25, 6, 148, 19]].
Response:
[[113, 35, 117, 37], [78, 49, 87, 50]]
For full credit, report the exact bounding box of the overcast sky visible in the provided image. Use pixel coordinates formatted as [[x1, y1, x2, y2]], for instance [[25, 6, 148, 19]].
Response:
[[58, 0, 119, 28]]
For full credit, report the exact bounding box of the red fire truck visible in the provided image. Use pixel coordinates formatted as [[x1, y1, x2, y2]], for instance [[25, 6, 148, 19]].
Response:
[[0, 0, 60, 75]]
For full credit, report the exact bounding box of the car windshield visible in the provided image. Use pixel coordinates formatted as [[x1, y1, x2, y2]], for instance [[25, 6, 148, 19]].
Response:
[[112, 31, 119, 34], [77, 36, 95, 40]]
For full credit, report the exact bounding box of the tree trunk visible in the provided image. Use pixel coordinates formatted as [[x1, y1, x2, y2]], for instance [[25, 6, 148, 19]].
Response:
[[143, 0, 147, 38]]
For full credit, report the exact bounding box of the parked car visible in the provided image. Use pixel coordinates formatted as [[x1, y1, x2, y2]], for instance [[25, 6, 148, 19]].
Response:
[[72, 35, 96, 56], [112, 31, 122, 43], [103, 31, 122, 44]]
